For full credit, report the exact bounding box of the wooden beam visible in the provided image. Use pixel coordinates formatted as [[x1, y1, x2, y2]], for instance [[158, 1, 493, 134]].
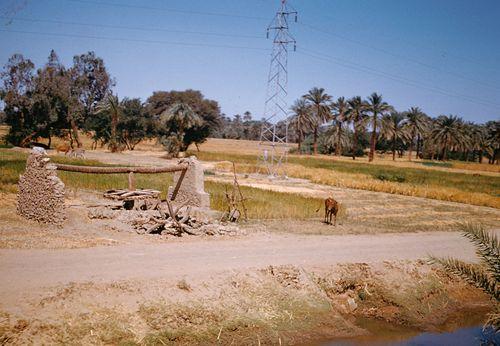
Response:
[[55, 163, 188, 174], [170, 168, 187, 201]]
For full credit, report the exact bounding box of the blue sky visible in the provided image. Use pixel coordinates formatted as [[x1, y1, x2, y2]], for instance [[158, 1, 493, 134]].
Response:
[[1, 0, 499, 123]]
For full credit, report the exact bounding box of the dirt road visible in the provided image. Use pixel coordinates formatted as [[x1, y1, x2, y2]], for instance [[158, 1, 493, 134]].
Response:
[[0, 231, 479, 308]]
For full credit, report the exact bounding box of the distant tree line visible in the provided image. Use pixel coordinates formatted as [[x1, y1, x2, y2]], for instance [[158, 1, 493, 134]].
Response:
[[212, 88, 499, 164], [1, 51, 498, 163], [285, 87, 498, 164], [0, 51, 221, 155]]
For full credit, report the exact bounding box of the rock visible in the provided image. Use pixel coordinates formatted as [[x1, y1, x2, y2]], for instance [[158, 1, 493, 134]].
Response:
[[347, 297, 358, 311]]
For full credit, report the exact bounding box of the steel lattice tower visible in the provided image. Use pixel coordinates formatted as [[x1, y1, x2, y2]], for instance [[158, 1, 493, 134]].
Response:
[[259, 0, 297, 177]]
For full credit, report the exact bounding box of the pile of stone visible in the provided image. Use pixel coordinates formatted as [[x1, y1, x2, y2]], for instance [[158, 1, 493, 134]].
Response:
[[17, 148, 66, 225], [88, 201, 240, 237]]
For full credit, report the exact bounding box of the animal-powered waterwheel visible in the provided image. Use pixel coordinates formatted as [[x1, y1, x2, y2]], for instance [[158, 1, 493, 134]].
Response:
[[54, 163, 189, 211], [103, 189, 161, 210]]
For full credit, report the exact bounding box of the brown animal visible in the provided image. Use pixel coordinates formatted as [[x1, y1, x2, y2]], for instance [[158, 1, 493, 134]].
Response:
[[56, 143, 71, 155], [316, 197, 339, 225]]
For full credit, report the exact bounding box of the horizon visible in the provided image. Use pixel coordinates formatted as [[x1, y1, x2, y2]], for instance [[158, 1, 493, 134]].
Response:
[[1, 0, 499, 123]]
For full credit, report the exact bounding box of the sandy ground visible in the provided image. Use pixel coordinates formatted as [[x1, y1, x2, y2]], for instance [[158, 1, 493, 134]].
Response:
[[0, 230, 482, 312]]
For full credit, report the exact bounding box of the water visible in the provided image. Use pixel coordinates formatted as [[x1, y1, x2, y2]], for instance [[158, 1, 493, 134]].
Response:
[[324, 325, 499, 345]]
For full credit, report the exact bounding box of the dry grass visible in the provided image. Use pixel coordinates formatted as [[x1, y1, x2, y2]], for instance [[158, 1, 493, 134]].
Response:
[[191, 137, 499, 174], [1, 263, 494, 345], [201, 151, 500, 209], [0, 149, 325, 220]]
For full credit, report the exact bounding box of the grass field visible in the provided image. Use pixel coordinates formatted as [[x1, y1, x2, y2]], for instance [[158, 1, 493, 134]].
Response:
[[0, 149, 323, 220], [2, 127, 499, 209], [193, 138, 500, 174], [193, 150, 500, 209]]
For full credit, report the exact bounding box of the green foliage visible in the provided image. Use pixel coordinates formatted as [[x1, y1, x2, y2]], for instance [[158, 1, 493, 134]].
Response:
[[88, 96, 152, 151], [374, 172, 406, 183], [146, 89, 221, 150], [430, 223, 500, 330], [0, 50, 112, 147], [157, 102, 202, 155], [420, 161, 453, 168], [461, 223, 500, 282]]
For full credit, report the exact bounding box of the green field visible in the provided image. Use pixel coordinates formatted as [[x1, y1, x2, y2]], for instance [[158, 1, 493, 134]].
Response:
[[190, 151, 500, 208]]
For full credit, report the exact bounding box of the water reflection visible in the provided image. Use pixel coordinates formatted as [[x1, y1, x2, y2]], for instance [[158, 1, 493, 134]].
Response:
[[324, 325, 499, 346]]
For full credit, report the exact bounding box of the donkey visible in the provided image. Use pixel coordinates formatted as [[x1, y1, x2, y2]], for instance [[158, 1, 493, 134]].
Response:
[[316, 197, 339, 225]]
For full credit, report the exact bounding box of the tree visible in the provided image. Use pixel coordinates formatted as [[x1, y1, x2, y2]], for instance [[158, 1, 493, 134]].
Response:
[[95, 94, 121, 152], [486, 121, 500, 165], [331, 97, 349, 156], [118, 98, 152, 150], [302, 87, 332, 155], [30, 50, 70, 147], [146, 89, 221, 149], [346, 96, 368, 160], [0, 53, 35, 146], [404, 107, 427, 161], [290, 98, 311, 153], [323, 122, 351, 155], [431, 115, 469, 160], [68, 51, 113, 147], [158, 102, 202, 156], [366, 93, 393, 162], [381, 112, 408, 161]]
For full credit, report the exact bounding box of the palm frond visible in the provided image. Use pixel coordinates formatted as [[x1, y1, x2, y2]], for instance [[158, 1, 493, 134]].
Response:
[[460, 223, 500, 282], [429, 256, 499, 301]]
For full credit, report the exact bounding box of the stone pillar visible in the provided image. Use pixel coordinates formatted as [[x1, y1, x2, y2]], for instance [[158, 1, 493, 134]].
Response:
[[17, 148, 66, 225], [169, 156, 210, 208]]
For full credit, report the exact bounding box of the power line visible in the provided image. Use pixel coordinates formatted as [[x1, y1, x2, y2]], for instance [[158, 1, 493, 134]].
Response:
[[298, 21, 500, 92], [64, 0, 268, 21], [297, 48, 500, 110], [2, 29, 496, 109], [1, 16, 264, 39], [0, 28, 269, 51], [313, 14, 497, 70]]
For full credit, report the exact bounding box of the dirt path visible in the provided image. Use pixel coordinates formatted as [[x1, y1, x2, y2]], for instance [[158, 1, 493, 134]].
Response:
[[0, 231, 480, 310]]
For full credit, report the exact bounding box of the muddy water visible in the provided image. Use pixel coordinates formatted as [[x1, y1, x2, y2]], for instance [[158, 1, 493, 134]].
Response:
[[321, 313, 499, 346], [323, 325, 499, 345]]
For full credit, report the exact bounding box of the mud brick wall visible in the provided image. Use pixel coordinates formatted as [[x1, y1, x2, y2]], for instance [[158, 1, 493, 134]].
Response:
[[169, 156, 210, 208], [17, 148, 66, 225]]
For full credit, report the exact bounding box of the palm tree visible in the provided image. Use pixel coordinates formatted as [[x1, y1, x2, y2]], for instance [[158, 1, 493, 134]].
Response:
[[302, 87, 332, 155], [430, 223, 499, 330], [324, 123, 350, 155], [96, 93, 121, 152], [486, 121, 500, 164], [346, 96, 368, 160], [381, 112, 408, 161], [160, 102, 202, 152], [404, 107, 428, 161], [290, 98, 312, 153], [331, 97, 349, 156], [366, 93, 393, 162], [431, 115, 469, 160]]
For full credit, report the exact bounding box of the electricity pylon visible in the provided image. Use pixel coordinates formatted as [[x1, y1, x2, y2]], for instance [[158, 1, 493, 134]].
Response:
[[259, 0, 297, 177]]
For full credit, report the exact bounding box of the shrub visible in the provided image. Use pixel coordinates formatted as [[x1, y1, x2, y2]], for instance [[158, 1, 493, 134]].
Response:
[[374, 172, 406, 183]]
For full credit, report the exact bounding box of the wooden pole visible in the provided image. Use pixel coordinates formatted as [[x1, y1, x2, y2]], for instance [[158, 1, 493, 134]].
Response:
[[55, 163, 188, 174], [128, 172, 135, 191]]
